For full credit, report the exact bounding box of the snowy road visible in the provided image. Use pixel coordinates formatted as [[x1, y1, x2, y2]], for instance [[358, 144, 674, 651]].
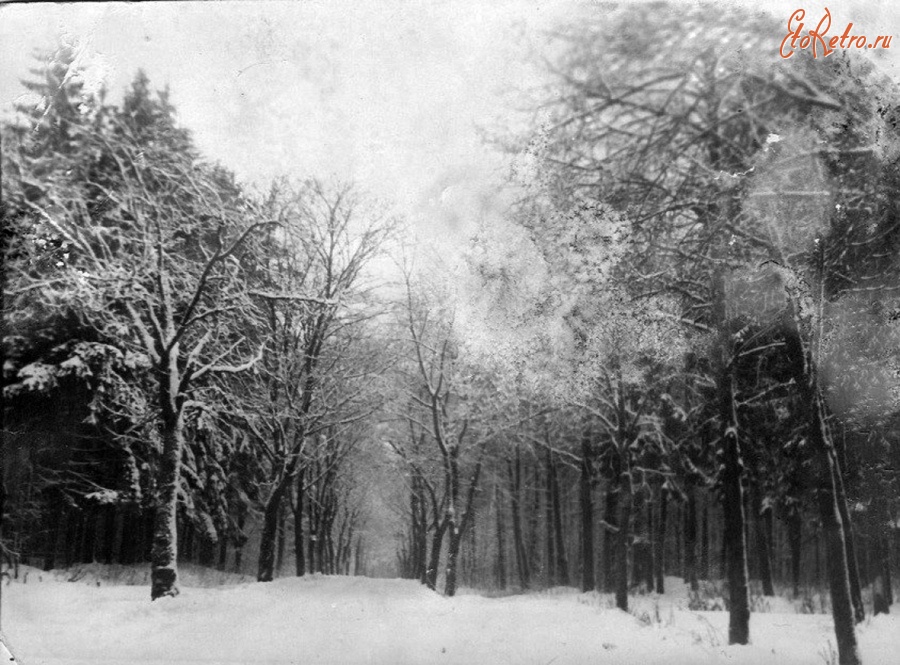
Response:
[[4, 570, 898, 665]]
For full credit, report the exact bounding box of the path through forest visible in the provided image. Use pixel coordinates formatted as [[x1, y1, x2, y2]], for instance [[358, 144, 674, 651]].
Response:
[[3, 567, 898, 665]]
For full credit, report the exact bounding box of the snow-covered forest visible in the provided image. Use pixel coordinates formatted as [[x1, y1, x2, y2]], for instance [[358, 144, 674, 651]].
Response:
[[2, 2, 900, 664]]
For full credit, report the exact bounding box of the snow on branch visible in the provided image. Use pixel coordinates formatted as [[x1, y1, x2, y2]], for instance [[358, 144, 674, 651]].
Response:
[[250, 291, 338, 306]]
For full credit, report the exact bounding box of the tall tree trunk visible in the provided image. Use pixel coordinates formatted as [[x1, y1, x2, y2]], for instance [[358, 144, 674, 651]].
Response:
[[654, 486, 667, 593], [871, 531, 891, 615], [412, 474, 428, 584], [197, 533, 215, 568], [785, 321, 860, 663], [700, 493, 710, 581], [445, 524, 462, 597], [684, 484, 699, 592], [643, 493, 655, 592], [64, 507, 77, 567], [275, 503, 286, 577], [788, 510, 802, 596], [233, 512, 246, 574], [425, 523, 446, 590], [527, 466, 541, 583], [805, 387, 861, 664], [834, 468, 865, 623], [150, 413, 183, 600], [752, 489, 775, 597], [445, 454, 482, 596], [615, 455, 632, 612], [580, 434, 595, 593], [354, 537, 364, 576], [549, 449, 569, 586], [495, 483, 507, 590], [44, 500, 62, 571], [217, 537, 227, 572], [257, 482, 286, 582], [817, 460, 861, 665], [833, 426, 865, 624], [603, 483, 618, 593], [545, 458, 555, 587], [508, 451, 530, 589], [714, 293, 750, 645], [722, 426, 750, 645], [294, 473, 306, 577], [93, 509, 107, 565]]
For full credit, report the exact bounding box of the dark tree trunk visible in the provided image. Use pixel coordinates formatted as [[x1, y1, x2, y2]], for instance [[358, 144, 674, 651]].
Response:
[[295, 474, 306, 577], [545, 458, 555, 587], [508, 451, 530, 589], [64, 508, 78, 567], [150, 413, 183, 600], [684, 484, 699, 592], [217, 538, 228, 572], [871, 532, 891, 615], [179, 520, 193, 563], [765, 505, 775, 586], [716, 325, 750, 645], [495, 484, 507, 589], [354, 538, 364, 576], [118, 506, 137, 565], [806, 391, 861, 663], [549, 450, 569, 586], [833, 427, 865, 624], [111, 508, 125, 566], [411, 472, 428, 584], [644, 496, 655, 592], [786, 326, 860, 663], [308, 526, 317, 575], [56, 507, 73, 567], [722, 425, 750, 645], [425, 523, 446, 590], [719, 506, 728, 581], [814, 524, 822, 586], [834, 471, 865, 623], [654, 486, 667, 594], [79, 510, 91, 563], [257, 482, 286, 582], [527, 466, 541, 583], [92, 509, 106, 565], [788, 510, 802, 596], [197, 534, 215, 568], [233, 512, 246, 574], [603, 484, 618, 593], [445, 525, 462, 597], [44, 500, 62, 571], [753, 489, 775, 597], [700, 494, 710, 581], [444, 454, 482, 597], [615, 460, 632, 612], [275, 503, 286, 577], [580, 434, 595, 593], [99, 505, 114, 565], [818, 468, 861, 665]]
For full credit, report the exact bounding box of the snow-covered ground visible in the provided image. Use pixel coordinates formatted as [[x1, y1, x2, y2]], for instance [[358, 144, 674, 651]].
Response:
[[3, 566, 898, 665]]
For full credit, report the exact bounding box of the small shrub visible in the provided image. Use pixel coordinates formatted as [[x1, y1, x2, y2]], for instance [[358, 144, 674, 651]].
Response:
[[687, 590, 724, 611], [818, 640, 837, 665], [694, 614, 723, 648], [632, 609, 653, 626]]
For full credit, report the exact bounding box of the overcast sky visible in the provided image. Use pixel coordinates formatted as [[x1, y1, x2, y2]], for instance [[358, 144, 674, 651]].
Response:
[[1, 0, 898, 241]]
